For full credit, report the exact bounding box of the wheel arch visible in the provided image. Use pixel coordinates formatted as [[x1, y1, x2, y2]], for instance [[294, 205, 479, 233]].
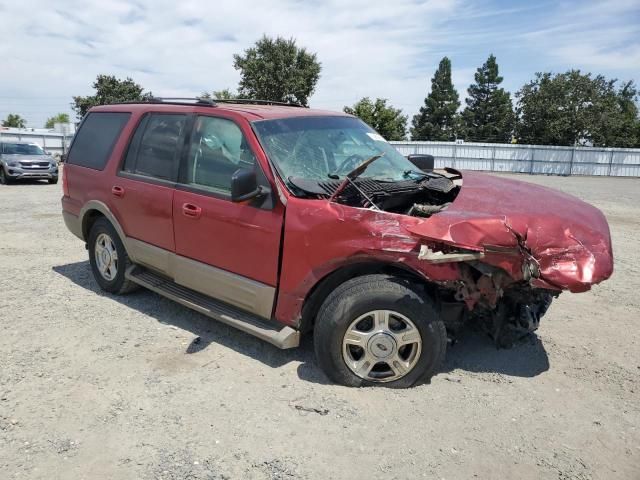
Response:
[[299, 260, 437, 333], [80, 201, 127, 246]]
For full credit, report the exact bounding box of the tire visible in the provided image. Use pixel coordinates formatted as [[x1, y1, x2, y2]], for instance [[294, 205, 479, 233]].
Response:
[[313, 274, 447, 388], [0, 168, 12, 185], [48, 177, 58, 185], [88, 217, 139, 294]]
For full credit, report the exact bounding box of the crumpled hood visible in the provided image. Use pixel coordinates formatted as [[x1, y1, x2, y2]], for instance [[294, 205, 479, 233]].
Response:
[[407, 171, 614, 292]]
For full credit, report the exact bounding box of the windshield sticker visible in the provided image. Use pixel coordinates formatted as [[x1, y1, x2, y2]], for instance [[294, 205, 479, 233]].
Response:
[[366, 132, 386, 142]]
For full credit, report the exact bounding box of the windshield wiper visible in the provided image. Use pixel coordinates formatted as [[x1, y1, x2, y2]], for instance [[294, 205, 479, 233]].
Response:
[[328, 153, 384, 208], [403, 169, 428, 179]]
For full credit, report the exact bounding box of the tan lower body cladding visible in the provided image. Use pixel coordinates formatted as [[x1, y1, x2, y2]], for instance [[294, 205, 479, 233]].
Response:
[[126, 238, 275, 319]]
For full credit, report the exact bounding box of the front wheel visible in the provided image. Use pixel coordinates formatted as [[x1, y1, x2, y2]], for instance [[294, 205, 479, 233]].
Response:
[[313, 275, 447, 388], [0, 168, 12, 185], [48, 177, 58, 184]]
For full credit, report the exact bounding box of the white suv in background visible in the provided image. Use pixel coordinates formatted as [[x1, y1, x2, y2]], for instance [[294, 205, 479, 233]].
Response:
[[0, 141, 58, 185]]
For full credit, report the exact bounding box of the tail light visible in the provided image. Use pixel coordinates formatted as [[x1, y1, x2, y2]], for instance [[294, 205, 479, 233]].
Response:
[[62, 165, 69, 196]]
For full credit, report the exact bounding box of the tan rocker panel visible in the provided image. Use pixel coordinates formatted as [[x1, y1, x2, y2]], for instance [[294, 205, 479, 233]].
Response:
[[74, 202, 276, 320], [127, 238, 276, 319]]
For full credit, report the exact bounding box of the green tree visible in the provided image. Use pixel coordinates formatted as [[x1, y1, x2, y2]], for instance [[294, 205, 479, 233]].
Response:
[[459, 54, 514, 143], [592, 80, 640, 148], [344, 97, 407, 140], [411, 57, 460, 141], [233, 35, 321, 106], [516, 70, 640, 147], [201, 88, 239, 100], [45, 113, 70, 129], [2, 114, 26, 128], [72, 75, 152, 119]]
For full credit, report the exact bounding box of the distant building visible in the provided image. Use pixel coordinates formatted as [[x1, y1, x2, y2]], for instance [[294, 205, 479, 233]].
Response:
[[0, 126, 75, 157]]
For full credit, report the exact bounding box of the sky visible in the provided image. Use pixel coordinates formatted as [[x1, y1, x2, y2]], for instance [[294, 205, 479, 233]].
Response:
[[1, 0, 639, 128]]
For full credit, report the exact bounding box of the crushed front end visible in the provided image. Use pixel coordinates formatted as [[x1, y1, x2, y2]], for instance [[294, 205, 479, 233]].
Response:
[[300, 169, 614, 346]]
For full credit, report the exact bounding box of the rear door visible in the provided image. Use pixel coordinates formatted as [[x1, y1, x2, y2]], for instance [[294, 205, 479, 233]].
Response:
[[111, 113, 188, 267], [172, 114, 284, 318]]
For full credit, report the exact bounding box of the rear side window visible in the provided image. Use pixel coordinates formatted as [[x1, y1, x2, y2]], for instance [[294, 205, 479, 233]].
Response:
[[122, 113, 187, 181], [67, 112, 130, 170]]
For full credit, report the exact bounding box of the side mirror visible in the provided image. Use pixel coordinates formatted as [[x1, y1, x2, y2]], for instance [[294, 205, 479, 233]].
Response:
[[231, 168, 267, 202], [408, 154, 435, 172]]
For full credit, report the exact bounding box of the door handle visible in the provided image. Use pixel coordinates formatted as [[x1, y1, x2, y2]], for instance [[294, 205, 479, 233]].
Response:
[[111, 186, 125, 198], [182, 203, 202, 219]]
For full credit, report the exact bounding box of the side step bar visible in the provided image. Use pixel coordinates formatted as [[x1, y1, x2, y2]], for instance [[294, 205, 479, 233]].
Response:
[[125, 266, 300, 349]]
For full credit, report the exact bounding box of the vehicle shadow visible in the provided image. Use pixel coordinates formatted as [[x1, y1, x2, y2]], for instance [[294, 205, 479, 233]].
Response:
[[52, 260, 310, 370], [53, 260, 549, 385], [295, 330, 550, 386], [1, 179, 52, 186], [439, 328, 550, 378]]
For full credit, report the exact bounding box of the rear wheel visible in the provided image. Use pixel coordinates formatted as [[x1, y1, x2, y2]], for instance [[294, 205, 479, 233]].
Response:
[[314, 274, 447, 388], [88, 218, 138, 294]]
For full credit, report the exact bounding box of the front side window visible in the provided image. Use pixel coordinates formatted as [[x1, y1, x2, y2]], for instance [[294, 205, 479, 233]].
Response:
[[253, 116, 418, 184], [182, 116, 256, 194], [123, 113, 186, 181]]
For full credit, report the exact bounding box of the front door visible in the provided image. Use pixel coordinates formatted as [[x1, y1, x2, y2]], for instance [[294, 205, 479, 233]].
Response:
[[172, 114, 284, 318]]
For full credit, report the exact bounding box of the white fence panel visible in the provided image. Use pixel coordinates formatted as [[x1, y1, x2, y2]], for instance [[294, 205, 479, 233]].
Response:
[[1, 130, 72, 156], [390, 141, 640, 177]]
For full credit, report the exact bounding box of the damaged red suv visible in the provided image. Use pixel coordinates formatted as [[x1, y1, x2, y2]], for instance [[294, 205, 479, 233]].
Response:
[[61, 99, 614, 388]]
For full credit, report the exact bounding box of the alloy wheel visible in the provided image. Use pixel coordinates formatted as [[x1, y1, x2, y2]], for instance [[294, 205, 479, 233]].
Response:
[[342, 310, 422, 382], [94, 233, 119, 281]]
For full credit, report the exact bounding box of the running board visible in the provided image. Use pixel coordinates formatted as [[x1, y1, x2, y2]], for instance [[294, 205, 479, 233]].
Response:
[[125, 266, 300, 349]]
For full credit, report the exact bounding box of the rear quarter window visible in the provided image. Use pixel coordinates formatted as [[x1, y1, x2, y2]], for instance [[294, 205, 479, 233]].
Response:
[[67, 112, 131, 170]]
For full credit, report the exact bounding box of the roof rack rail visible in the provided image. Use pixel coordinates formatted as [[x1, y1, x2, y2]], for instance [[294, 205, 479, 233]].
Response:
[[213, 98, 306, 108], [114, 97, 217, 107], [113, 97, 307, 108], [150, 97, 217, 106]]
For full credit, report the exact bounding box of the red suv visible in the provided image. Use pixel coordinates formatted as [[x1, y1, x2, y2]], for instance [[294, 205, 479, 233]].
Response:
[[61, 98, 613, 388]]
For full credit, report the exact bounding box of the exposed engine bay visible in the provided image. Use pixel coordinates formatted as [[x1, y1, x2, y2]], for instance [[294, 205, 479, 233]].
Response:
[[288, 169, 462, 217]]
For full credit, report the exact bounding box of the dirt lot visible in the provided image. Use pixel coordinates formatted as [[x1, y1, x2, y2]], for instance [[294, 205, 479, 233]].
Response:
[[0, 173, 638, 480]]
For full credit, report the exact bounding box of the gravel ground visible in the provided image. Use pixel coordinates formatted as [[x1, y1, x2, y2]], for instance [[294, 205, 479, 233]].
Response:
[[0, 173, 639, 480]]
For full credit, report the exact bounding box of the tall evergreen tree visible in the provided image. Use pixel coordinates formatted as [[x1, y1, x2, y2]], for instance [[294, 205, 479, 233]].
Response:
[[459, 54, 514, 142], [411, 57, 460, 141]]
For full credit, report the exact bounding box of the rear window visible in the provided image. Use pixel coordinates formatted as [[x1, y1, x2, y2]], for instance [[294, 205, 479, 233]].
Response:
[[122, 113, 187, 181], [67, 112, 131, 170]]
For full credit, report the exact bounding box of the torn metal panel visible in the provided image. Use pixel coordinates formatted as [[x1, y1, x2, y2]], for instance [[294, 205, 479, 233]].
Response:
[[418, 244, 485, 263]]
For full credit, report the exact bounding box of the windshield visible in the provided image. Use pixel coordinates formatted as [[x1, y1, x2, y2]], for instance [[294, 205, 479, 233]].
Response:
[[253, 116, 418, 183], [2, 143, 46, 155]]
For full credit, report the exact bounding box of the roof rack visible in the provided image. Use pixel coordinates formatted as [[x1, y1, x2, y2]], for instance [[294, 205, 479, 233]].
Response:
[[114, 97, 216, 107], [150, 97, 216, 106], [113, 97, 306, 108], [213, 99, 306, 108]]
